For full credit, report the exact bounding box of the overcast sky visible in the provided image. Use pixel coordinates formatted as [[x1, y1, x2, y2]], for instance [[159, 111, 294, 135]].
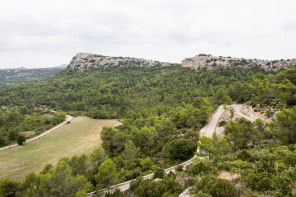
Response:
[[0, 0, 295, 68]]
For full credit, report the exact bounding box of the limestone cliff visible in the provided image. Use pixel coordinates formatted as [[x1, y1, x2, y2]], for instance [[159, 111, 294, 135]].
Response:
[[67, 53, 170, 71], [181, 54, 296, 71], [68, 52, 296, 72]]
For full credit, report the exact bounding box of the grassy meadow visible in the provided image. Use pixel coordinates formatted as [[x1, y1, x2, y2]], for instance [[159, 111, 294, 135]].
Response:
[[0, 116, 121, 181]]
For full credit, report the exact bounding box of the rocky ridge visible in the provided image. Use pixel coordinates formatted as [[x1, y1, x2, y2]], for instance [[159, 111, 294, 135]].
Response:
[[68, 52, 296, 72], [67, 52, 171, 71], [182, 54, 296, 71]]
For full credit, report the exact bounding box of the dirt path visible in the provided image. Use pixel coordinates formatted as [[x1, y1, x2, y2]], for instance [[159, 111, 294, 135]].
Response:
[[0, 115, 73, 151]]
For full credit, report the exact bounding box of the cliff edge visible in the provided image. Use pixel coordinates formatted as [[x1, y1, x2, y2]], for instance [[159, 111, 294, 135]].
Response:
[[182, 54, 296, 71], [67, 53, 170, 71]]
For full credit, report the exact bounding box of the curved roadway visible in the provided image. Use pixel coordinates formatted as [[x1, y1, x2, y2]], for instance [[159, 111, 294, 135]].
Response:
[[6, 105, 250, 196], [231, 104, 256, 122], [0, 115, 73, 151], [88, 105, 255, 196]]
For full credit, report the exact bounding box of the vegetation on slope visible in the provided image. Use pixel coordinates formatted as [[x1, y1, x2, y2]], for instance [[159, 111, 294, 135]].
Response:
[[0, 65, 270, 117], [0, 107, 65, 147], [0, 65, 295, 196]]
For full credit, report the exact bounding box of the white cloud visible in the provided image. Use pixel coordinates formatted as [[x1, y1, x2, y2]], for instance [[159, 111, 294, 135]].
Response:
[[0, 0, 295, 68]]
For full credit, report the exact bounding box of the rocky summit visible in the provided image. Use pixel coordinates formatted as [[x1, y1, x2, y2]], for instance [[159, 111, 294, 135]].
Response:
[[182, 54, 296, 71], [67, 52, 171, 71], [68, 52, 296, 72]]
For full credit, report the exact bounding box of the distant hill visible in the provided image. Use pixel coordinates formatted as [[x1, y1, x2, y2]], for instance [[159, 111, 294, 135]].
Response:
[[0, 65, 66, 86], [0, 67, 26, 70], [54, 64, 68, 69]]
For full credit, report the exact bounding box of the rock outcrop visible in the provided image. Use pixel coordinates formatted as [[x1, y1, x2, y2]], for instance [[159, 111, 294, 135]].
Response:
[[182, 54, 296, 71], [68, 52, 296, 72], [67, 53, 170, 71]]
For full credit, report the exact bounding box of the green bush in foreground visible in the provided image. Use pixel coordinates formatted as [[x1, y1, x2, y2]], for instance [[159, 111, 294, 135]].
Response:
[[17, 135, 26, 145]]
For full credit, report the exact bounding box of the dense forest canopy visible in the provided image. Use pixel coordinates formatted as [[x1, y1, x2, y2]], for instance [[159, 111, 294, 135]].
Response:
[[0, 64, 296, 197], [2, 65, 292, 118]]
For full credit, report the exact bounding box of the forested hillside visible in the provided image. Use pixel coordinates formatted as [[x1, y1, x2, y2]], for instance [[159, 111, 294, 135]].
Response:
[[0, 66, 65, 87], [0, 65, 277, 117], [0, 63, 295, 196]]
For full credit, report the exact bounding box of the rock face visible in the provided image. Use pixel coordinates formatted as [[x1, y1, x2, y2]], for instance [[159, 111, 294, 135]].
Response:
[[67, 53, 170, 71], [68, 52, 296, 72], [182, 54, 296, 71]]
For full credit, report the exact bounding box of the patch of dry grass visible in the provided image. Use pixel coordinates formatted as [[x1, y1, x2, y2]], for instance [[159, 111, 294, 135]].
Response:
[[0, 116, 121, 181]]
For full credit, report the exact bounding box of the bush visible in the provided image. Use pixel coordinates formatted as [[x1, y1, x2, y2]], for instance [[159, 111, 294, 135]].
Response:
[[211, 178, 238, 197], [229, 159, 252, 173], [168, 138, 196, 160], [265, 109, 274, 118], [176, 165, 183, 172], [191, 162, 208, 175], [0, 137, 6, 147], [236, 149, 251, 161], [8, 130, 18, 141], [245, 172, 273, 191], [17, 135, 26, 145], [185, 178, 196, 187], [219, 120, 226, 127], [153, 168, 165, 179], [0, 179, 20, 197], [19, 106, 29, 114]]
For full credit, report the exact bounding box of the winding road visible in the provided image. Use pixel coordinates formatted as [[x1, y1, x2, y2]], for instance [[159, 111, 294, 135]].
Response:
[[88, 104, 257, 196], [5, 105, 255, 195], [0, 115, 73, 151], [231, 104, 256, 122], [199, 105, 225, 137]]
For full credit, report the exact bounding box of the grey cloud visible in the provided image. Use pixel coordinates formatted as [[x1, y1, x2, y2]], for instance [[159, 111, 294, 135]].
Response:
[[0, 0, 296, 68]]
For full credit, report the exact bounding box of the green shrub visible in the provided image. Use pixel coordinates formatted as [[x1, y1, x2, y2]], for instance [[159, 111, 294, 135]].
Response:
[[265, 109, 274, 118], [211, 178, 238, 197], [168, 138, 196, 160], [236, 149, 251, 161], [153, 168, 165, 179], [245, 172, 273, 191], [191, 162, 209, 175], [8, 130, 18, 141], [17, 135, 26, 145], [0, 137, 6, 147]]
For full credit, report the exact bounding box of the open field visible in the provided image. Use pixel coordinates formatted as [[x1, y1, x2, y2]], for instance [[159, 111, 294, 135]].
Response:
[[0, 116, 121, 181]]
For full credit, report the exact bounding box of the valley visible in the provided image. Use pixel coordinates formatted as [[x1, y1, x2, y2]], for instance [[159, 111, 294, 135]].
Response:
[[0, 117, 121, 181], [1, 0, 296, 195], [0, 53, 295, 197]]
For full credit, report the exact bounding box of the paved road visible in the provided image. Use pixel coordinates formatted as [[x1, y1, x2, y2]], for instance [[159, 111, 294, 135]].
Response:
[[88, 104, 258, 196], [179, 104, 257, 197], [0, 115, 73, 151], [200, 105, 225, 137], [88, 105, 227, 196], [231, 104, 256, 122]]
